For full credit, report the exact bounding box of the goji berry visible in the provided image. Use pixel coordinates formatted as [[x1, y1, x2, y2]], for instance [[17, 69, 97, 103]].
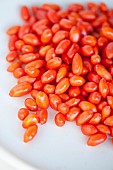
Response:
[[47, 57, 62, 69], [102, 106, 111, 121], [24, 98, 38, 111], [58, 93, 70, 102], [81, 124, 98, 136], [9, 82, 32, 97], [69, 26, 80, 43], [52, 30, 68, 44], [88, 92, 101, 105], [43, 84, 55, 94], [49, 94, 62, 111], [21, 6, 30, 21], [66, 98, 80, 107], [70, 75, 85, 86], [68, 86, 80, 98], [21, 45, 34, 54], [36, 91, 49, 109], [87, 133, 107, 146], [89, 113, 101, 125], [72, 53, 83, 75], [55, 39, 70, 54], [76, 110, 93, 126], [41, 70, 56, 84], [66, 107, 81, 121], [94, 64, 112, 81], [18, 108, 29, 121], [7, 26, 20, 36], [13, 67, 25, 78], [23, 33, 40, 46], [19, 53, 38, 64], [56, 67, 67, 83], [79, 101, 97, 112], [41, 29, 52, 44], [18, 75, 36, 84], [22, 113, 38, 128], [55, 78, 70, 94], [36, 109, 48, 125], [55, 113, 66, 127], [24, 125, 38, 143], [6, 51, 18, 62], [96, 124, 110, 134], [83, 82, 98, 93]]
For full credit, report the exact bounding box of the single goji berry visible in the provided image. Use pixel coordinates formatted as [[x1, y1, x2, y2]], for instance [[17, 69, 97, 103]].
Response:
[[55, 78, 70, 94], [52, 30, 69, 44], [96, 124, 110, 134], [13, 67, 25, 78], [66, 107, 81, 121], [58, 93, 70, 102], [72, 53, 83, 75], [88, 92, 101, 105], [68, 86, 80, 98], [102, 106, 111, 121], [47, 57, 62, 69], [30, 90, 38, 100], [57, 102, 69, 114], [79, 101, 97, 112], [9, 82, 32, 97], [22, 113, 38, 128], [55, 112, 66, 127], [49, 94, 62, 110], [24, 125, 38, 143], [24, 98, 38, 111], [94, 64, 112, 81], [56, 67, 67, 83], [18, 75, 36, 84], [21, 6, 30, 21], [76, 110, 93, 126], [21, 45, 34, 54], [23, 33, 40, 46], [43, 84, 55, 94], [33, 80, 44, 91], [18, 108, 29, 121], [87, 133, 107, 146], [41, 28, 52, 44], [65, 98, 80, 107], [101, 26, 113, 41], [36, 109, 48, 125], [7, 26, 20, 36], [83, 82, 98, 93], [81, 124, 98, 136], [19, 53, 38, 64], [36, 91, 49, 109], [55, 39, 71, 54], [6, 51, 18, 62], [89, 113, 101, 125], [41, 70, 56, 84], [69, 26, 80, 43], [70, 75, 85, 86]]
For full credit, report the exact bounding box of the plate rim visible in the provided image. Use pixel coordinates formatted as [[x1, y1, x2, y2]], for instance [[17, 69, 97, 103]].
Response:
[[0, 146, 39, 170]]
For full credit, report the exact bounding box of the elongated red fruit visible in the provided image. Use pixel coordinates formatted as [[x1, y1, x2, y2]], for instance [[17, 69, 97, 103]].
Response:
[[9, 82, 32, 97], [72, 53, 83, 75], [87, 133, 107, 146]]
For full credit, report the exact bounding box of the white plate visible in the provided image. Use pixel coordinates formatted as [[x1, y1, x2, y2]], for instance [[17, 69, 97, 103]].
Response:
[[0, 0, 113, 170]]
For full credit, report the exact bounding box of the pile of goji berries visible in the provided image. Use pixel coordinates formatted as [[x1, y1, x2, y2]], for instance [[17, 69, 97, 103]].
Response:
[[6, 2, 113, 146]]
